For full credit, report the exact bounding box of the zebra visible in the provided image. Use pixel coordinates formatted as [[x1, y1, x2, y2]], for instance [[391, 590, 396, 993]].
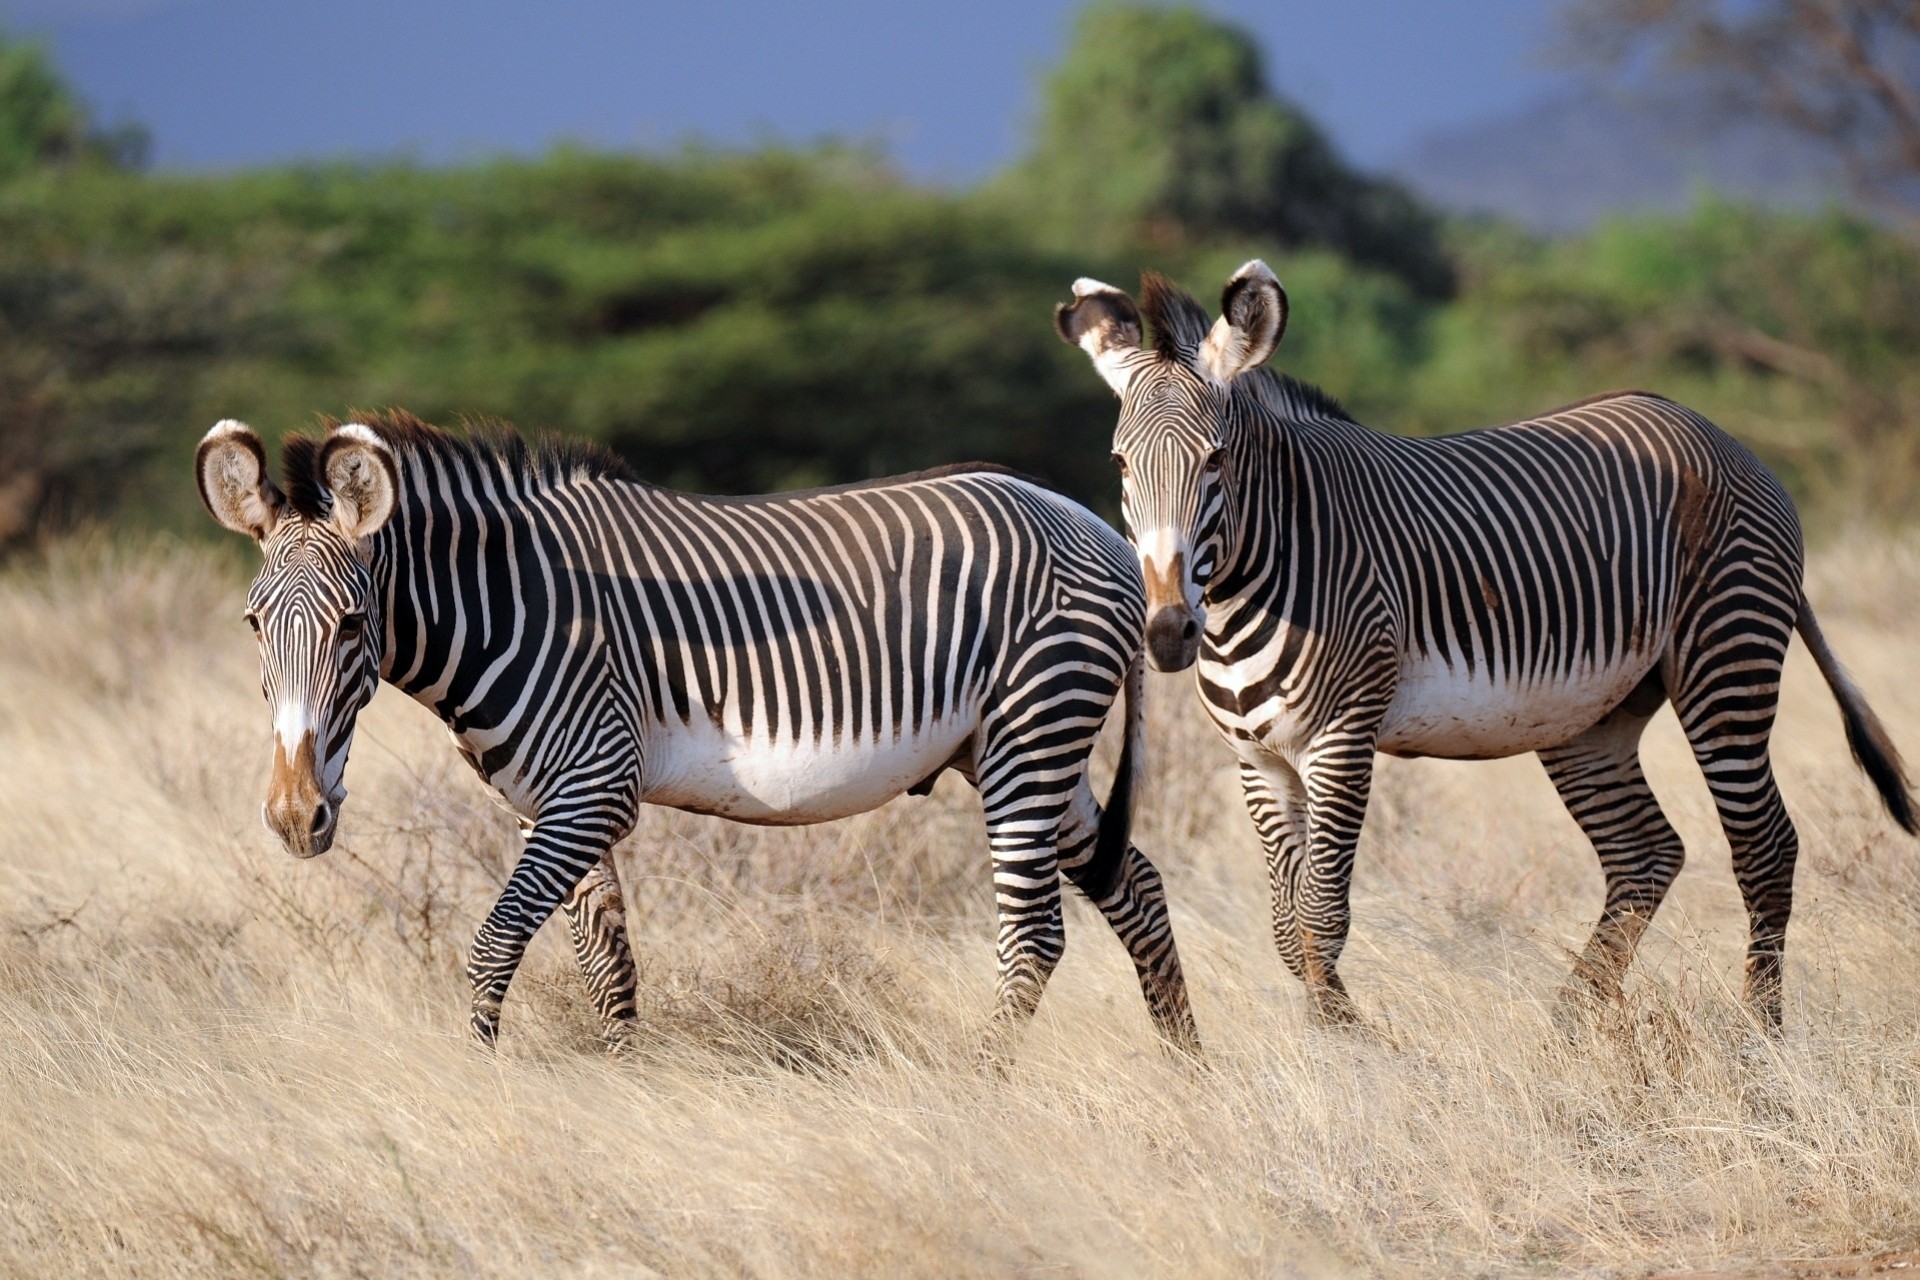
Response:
[[1056, 259, 1915, 1032], [194, 410, 1200, 1059]]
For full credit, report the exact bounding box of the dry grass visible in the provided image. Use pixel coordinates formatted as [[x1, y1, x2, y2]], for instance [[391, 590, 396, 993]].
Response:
[[3, 532, 1919, 1278]]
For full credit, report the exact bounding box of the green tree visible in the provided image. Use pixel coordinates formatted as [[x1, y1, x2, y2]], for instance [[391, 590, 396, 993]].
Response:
[[1002, 2, 1453, 298], [0, 30, 145, 183]]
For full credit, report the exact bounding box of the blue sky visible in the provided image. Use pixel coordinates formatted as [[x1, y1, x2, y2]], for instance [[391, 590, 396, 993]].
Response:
[[0, 0, 1572, 178]]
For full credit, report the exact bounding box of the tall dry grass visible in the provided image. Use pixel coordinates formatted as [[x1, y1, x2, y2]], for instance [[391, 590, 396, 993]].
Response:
[[2, 533, 1918, 1278]]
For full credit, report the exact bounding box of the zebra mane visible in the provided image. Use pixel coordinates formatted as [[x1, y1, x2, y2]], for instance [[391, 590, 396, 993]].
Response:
[[278, 434, 329, 519], [1242, 368, 1356, 425], [1139, 272, 1213, 363], [276, 409, 639, 520], [1137, 272, 1355, 425]]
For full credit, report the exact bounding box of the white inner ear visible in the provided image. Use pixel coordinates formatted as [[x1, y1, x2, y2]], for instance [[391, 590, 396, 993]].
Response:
[[1198, 316, 1250, 385], [199, 429, 280, 539], [1199, 309, 1278, 385], [324, 437, 396, 542]]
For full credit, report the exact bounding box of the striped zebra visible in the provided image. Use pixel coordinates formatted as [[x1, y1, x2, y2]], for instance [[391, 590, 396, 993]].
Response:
[[1057, 260, 1915, 1032], [194, 411, 1199, 1058]]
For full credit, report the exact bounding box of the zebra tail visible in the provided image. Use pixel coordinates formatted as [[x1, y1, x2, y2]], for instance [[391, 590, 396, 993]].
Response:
[[1091, 650, 1148, 892], [1798, 600, 1917, 835]]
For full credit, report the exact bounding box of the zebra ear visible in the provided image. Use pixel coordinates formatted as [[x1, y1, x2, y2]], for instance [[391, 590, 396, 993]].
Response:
[[1055, 277, 1143, 396], [318, 424, 399, 542], [1199, 260, 1287, 384], [196, 420, 284, 542]]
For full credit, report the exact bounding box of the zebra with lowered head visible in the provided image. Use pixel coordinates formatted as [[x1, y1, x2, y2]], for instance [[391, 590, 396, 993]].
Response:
[[195, 410, 1199, 1059], [1058, 260, 1914, 1033]]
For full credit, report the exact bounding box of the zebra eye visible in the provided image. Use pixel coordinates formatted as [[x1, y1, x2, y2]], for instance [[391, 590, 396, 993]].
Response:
[[338, 612, 366, 639], [243, 611, 261, 635], [1110, 451, 1130, 476], [1204, 448, 1226, 472]]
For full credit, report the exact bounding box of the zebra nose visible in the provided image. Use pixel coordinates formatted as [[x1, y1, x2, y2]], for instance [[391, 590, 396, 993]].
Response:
[[1146, 605, 1202, 672], [310, 802, 332, 836]]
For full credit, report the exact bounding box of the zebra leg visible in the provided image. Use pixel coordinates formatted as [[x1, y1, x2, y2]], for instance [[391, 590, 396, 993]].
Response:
[[561, 852, 640, 1050], [1715, 757, 1798, 1033], [1237, 754, 1313, 986], [468, 802, 629, 1046], [1537, 692, 1685, 1017], [971, 752, 1070, 1069], [1296, 726, 1380, 1027], [978, 830, 1064, 1068], [1673, 685, 1797, 1032], [1665, 554, 1800, 1033], [1057, 786, 1201, 1057]]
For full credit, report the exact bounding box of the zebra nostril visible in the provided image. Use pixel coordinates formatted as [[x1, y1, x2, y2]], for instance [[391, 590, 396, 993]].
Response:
[[310, 802, 332, 835], [1181, 618, 1199, 643]]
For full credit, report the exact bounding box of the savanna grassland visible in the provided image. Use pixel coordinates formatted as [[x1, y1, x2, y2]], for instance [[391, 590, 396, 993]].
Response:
[[2, 535, 1918, 1279]]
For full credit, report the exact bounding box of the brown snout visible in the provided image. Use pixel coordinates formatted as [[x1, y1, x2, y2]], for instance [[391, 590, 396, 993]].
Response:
[[264, 733, 336, 857], [1143, 551, 1202, 671]]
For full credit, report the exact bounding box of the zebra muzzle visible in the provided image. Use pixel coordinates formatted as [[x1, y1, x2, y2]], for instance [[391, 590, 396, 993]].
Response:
[[264, 732, 337, 857], [1146, 604, 1202, 672]]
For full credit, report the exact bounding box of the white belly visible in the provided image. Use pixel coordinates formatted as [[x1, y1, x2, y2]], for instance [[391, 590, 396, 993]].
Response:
[[1378, 651, 1660, 760], [640, 715, 975, 824]]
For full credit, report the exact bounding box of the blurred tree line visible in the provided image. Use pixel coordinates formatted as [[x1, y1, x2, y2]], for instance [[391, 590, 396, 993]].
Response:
[[2, 1, 1918, 546]]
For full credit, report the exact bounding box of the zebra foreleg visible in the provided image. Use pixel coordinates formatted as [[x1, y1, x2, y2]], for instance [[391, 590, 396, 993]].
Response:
[[468, 803, 626, 1046], [1296, 729, 1379, 1027], [1237, 756, 1313, 986], [561, 853, 640, 1050], [1538, 702, 1685, 1024], [1057, 798, 1201, 1058]]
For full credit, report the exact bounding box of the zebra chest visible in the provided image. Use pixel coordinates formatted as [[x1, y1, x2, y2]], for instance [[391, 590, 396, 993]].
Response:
[[638, 714, 977, 826]]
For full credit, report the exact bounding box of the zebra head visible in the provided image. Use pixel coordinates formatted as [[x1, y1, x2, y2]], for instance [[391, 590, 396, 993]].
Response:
[[195, 420, 399, 857], [1057, 260, 1287, 671]]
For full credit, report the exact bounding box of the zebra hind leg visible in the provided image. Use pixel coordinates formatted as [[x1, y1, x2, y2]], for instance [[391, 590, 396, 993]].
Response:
[[1668, 652, 1797, 1031], [1058, 792, 1201, 1059], [562, 853, 640, 1051], [1537, 686, 1685, 1029], [970, 755, 1072, 1072]]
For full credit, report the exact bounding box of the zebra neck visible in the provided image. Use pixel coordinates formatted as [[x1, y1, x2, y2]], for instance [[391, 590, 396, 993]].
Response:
[[1211, 412, 1300, 606], [1207, 404, 1381, 636], [371, 460, 573, 730]]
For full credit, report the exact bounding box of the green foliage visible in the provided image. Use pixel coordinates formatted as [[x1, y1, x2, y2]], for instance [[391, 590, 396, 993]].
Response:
[[1404, 202, 1920, 513], [1000, 2, 1452, 299], [3, 9, 1920, 543], [0, 31, 144, 182], [0, 148, 1138, 532]]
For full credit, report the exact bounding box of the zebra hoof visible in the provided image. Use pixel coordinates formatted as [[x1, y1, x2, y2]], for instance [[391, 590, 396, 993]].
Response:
[[972, 1038, 1017, 1080], [1305, 989, 1364, 1031], [1549, 983, 1626, 1045], [1165, 1030, 1207, 1066], [469, 1004, 503, 1050], [599, 1018, 640, 1057]]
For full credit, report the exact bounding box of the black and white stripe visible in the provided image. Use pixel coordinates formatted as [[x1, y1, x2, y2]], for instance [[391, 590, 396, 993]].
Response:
[[196, 412, 1198, 1057], [1059, 260, 1915, 1031]]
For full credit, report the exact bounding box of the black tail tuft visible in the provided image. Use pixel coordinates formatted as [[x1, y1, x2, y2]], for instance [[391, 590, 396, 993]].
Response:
[[1085, 653, 1146, 903], [1840, 701, 1918, 835], [1799, 603, 1918, 835]]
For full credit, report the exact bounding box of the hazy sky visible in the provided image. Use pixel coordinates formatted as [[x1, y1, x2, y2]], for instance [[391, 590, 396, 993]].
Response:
[[0, 0, 1572, 177]]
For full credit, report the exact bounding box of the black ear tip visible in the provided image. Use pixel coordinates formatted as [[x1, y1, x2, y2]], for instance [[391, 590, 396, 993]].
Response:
[[1053, 299, 1079, 344]]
